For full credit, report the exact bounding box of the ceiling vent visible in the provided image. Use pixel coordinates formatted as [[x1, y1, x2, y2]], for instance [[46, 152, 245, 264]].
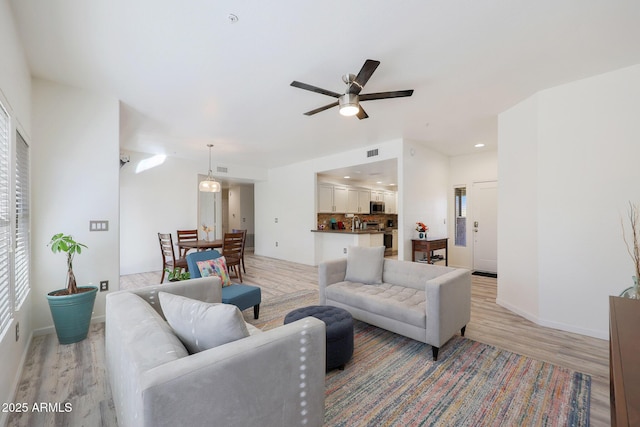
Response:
[[216, 166, 228, 173], [366, 149, 379, 158]]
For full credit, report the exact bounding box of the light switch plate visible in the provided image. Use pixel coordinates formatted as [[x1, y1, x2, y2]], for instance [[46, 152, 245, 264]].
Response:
[[90, 220, 109, 231]]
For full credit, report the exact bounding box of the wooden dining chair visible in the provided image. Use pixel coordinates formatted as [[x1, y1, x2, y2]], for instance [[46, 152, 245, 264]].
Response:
[[232, 228, 247, 274], [158, 233, 188, 283], [222, 232, 244, 282], [177, 229, 198, 257]]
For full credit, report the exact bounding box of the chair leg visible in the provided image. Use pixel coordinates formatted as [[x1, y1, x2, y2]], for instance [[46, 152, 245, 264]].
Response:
[[253, 304, 260, 319], [242, 256, 246, 273], [160, 266, 166, 284], [461, 325, 466, 337], [236, 265, 243, 283]]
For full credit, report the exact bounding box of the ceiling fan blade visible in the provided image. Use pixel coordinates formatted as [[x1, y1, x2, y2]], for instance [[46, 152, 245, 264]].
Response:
[[356, 105, 369, 120], [359, 90, 414, 101], [304, 101, 339, 116], [291, 81, 341, 98], [349, 59, 380, 94]]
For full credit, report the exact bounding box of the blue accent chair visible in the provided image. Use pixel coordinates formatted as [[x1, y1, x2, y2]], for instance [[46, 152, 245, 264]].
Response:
[[186, 250, 261, 319]]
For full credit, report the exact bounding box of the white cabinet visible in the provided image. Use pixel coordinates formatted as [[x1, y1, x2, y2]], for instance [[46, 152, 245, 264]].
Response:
[[318, 184, 334, 213], [370, 190, 384, 202], [318, 184, 348, 213], [384, 191, 397, 214], [319, 184, 395, 214], [347, 188, 370, 213], [333, 186, 348, 213]]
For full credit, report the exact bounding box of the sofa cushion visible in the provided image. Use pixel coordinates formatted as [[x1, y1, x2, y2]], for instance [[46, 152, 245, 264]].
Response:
[[110, 293, 189, 371], [325, 281, 426, 328], [344, 245, 385, 285], [196, 256, 232, 287], [382, 259, 455, 291], [159, 292, 249, 353]]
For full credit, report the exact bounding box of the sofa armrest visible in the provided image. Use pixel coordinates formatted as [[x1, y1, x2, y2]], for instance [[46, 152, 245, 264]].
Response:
[[424, 268, 471, 347], [318, 259, 347, 304], [115, 277, 222, 319], [140, 317, 326, 427]]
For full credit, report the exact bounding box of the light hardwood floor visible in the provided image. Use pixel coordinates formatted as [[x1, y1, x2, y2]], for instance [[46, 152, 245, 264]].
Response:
[[8, 253, 609, 426]]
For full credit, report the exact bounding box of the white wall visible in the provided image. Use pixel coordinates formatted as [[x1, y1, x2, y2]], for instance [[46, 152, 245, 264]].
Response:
[[401, 140, 449, 261], [31, 79, 120, 336], [498, 63, 640, 339], [448, 150, 498, 269], [120, 151, 199, 275], [0, 1, 32, 422], [120, 152, 267, 275]]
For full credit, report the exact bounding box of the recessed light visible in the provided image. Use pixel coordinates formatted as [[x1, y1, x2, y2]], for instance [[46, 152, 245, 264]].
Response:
[[474, 143, 485, 148], [344, 176, 350, 179], [376, 181, 382, 184]]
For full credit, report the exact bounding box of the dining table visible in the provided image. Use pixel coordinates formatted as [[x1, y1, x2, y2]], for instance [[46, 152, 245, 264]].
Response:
[[178, 239, 224, 252]]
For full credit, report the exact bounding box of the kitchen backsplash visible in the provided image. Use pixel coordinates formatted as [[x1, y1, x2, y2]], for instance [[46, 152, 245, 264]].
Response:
[[317, 213, 398, 230]]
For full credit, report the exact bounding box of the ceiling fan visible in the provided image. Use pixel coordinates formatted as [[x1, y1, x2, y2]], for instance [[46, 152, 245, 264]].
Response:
[[290, 59, 414, 120]]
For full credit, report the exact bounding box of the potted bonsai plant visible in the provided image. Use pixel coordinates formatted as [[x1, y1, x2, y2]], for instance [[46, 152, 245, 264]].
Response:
[[46, 233, 98, 344]]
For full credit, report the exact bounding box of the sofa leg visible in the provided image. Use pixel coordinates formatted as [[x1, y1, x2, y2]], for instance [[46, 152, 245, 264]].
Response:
[[253, 304, 260, 319], [461, 325, 466, 337], [432, 346, 439, 361]]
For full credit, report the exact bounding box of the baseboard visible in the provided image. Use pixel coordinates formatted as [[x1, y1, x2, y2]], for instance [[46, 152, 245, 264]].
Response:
[[496, 298, 608, 340], [32, 315, 106, 337]]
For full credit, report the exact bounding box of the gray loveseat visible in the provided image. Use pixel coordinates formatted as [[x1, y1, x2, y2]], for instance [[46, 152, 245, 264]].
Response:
[[106, 277, 326, 427], [319, 247, 471, 360]]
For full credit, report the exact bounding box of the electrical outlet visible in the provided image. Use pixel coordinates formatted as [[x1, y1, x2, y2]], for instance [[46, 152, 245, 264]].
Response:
[[275, 241, 278, 247], [100, 280, 109, 292], [343, 248, 347, 254], [275, 218, 278, 223], [15, 322, 19, 342]]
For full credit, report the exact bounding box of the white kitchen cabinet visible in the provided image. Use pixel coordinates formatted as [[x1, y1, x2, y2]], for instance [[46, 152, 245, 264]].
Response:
[[347, 188, 370, 213], [370, 190, 384, 202], [384, 191, 397, 214], [318, 184, 348, 213], [318, 184, 335, 213], [333, 186, 348, 213]]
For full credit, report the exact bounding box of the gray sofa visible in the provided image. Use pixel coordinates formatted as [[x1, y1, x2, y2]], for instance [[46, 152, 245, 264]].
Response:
[[319, 253, 471, 360], [106, 277, 326, 427]]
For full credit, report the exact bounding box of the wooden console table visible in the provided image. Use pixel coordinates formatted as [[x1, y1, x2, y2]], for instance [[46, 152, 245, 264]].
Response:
[[609, 296, 640, 427], [411, 238, 448, 266]]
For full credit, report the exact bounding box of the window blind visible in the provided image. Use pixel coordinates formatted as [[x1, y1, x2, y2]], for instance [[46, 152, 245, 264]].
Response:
[[14, 131, 29, 308], [0, 102, 11, 334]]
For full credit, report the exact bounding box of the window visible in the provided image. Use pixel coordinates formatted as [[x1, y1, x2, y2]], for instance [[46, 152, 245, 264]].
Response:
[[14, 131, 29, 308], [454, 187, 467, 247], [0, 102, 10, 335]]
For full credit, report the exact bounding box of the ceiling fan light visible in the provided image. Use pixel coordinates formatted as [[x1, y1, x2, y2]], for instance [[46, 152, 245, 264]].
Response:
[[339, 93, 359, 117]]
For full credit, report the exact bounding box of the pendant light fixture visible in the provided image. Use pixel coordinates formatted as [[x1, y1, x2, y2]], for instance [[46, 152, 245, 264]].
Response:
[[199, 144, 221, 192]]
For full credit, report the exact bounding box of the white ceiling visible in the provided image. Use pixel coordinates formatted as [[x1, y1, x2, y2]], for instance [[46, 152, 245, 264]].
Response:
[[9, 0, 640, 173]]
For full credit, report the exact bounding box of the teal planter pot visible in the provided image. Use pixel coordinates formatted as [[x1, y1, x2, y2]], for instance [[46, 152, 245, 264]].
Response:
[[46, 286, 98, 344]]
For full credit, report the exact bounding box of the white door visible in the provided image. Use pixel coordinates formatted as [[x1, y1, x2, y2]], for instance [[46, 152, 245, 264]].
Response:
[[473, 181, 497, 273]]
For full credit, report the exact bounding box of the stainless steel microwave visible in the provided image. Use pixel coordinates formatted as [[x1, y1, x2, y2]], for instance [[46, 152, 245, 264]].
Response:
[[370, 201, 385, 213]]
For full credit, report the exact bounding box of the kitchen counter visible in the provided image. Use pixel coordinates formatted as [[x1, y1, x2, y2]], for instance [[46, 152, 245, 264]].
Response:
[[313, 228, 385, 264], [311, 229, 384, 234]]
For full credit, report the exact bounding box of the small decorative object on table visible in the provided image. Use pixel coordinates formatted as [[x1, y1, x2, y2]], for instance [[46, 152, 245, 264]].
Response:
[[620, 201, 640, 299], [201, 223, 213, 241], [415, 222, 429, 239]]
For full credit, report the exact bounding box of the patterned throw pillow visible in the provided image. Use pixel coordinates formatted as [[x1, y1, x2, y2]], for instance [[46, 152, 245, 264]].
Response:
[[196, 256, 232, 287]]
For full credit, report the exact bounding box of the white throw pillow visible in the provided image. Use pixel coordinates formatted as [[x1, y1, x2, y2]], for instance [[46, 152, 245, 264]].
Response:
[[158, 292, 249, 353], [344, 245, 385, 285]]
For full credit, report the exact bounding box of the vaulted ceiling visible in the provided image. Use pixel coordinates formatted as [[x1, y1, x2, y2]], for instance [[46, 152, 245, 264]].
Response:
[[9, 0, 640, 171]]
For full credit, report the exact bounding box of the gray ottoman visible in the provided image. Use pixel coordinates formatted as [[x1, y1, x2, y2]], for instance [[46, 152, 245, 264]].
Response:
[[284, 305, 354, 371]]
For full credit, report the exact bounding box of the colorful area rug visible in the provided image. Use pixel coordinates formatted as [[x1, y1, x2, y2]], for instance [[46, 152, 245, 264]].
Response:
[[248, 291, 591, 426]]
